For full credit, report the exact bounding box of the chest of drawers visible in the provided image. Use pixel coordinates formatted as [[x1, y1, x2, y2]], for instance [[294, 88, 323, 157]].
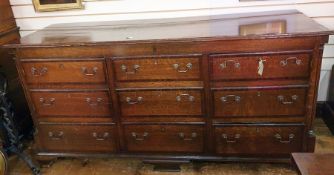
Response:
[[5, 10, 334, 163]]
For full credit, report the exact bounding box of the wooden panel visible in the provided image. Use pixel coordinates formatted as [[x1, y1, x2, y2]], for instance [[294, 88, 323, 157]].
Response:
[[114, 57, 201, 81], [15, 37, 321, 58], [118, 90, 203, 116], [31, 91, 112, 117], [17, 47, 107, 59], [215, 124, 303, 154], [22, 60, 106, 84], [124, 124, 204, 153], [0, 0, 16, 33], [211, 52, 311, 80], [37, 123, 116, 152], [213, 88, 307, 117]]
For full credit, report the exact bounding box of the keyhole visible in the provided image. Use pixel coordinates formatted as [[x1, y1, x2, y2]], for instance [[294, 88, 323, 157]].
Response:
[[59, 64, 65, 69], [161, 127, 166, 132]]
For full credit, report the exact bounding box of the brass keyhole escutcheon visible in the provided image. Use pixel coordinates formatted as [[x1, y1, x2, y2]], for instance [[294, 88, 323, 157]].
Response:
[[59, 64, 65, 69], [160, 127, 166, 132]]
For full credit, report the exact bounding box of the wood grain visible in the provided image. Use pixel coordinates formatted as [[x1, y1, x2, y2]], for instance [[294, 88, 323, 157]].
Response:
[[8, 11, 331, 163]]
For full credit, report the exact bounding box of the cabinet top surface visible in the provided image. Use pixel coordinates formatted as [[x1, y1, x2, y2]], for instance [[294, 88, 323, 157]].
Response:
[[6, 10, 334, 48]]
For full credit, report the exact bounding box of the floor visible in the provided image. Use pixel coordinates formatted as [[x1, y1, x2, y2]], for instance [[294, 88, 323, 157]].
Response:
[[7, 118, 334, 175]]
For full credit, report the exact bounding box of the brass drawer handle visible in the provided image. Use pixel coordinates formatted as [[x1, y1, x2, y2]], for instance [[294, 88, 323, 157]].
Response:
[[173, 63, 192, 73], [178, 132, 197, 141], [39, 98, 55, 106], [48, 131, 64, 140], [86, 98, 103, 106], [280, 57, 302, 66], [277, 95, 298, 105], [220, 60, 240, 69], [126, 96, 143, 105], [31, 67, 48, 76], [275, 133, 295, 143], [176, 94, 195, 102], [221, 134, 240, 143], [81, 67, 98, 76], [131, 132, 148, 141], [92, 132, 109, 141], [220, 95, 241, 103], [121, 64, 140, 74]]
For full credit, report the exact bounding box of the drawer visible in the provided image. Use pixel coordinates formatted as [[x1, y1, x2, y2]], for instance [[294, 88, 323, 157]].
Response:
[[119, 90, 203, 116], [114, 57, 200, 81], [124, 124, 204, 152], [215, 124, 303, 154], [210, 52, 311, 80], [37, 123, 116, 152], [31, 91, 111, 117], [214, 88, 306, 117], [22, 61, 106, 84]]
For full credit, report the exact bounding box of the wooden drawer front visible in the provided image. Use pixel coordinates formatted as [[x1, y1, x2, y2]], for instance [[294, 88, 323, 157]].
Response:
[[124, 124, 204, 152], [37, 124, 116, 152], [114, 57, 200, 81], [119, 90, 203, 116], [211, 53, 310, 80], [214, 88, 306, 117], [215, 124, 303, 154], [22, 61, 106, 84], [31, 91, 111, 117]]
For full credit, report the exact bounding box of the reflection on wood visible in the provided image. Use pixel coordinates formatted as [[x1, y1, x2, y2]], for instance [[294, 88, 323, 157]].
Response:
[[239, 20, 287, 36]]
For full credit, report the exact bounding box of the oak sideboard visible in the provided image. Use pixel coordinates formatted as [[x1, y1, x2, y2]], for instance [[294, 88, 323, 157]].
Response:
[[5, 10, 334, 165]]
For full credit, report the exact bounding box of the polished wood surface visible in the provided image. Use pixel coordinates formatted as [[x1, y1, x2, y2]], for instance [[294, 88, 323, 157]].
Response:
[[210, 52, 311, 80], [0, 0, 16, 34], [119, 90, 203, 116], [31, 91, 112, 117], [114, 57, 201, 81], [6, 10, 332, 47], [215, 124, 303, 154], [37, 123, 117, 153], [213, 88, 307, 117], [5, 10, 333, 163], [22, 60, 107, 84], [292, 153, 334, 175], [124, 124, 204, 153]]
